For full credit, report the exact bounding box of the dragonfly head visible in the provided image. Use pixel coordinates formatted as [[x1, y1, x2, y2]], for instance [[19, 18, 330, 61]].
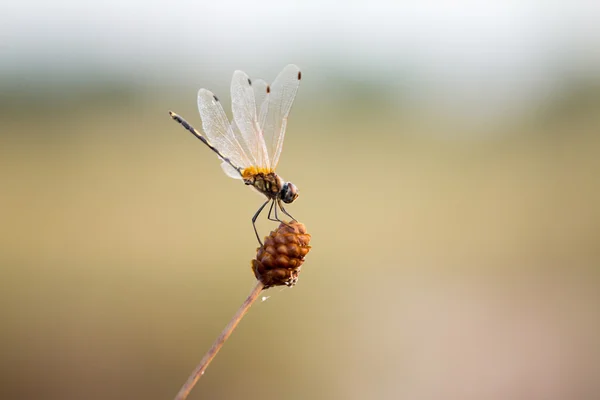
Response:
[[280, 182, 299, 204]]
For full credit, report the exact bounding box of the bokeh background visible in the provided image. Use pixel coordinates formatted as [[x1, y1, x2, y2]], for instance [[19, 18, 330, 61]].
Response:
[[1, 1, 599, 399]]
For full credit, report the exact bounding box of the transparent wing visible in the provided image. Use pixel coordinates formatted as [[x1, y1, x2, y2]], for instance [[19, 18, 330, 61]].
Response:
[[261, 64, 301, 169], [197, 88, 253, 175], [220, 120, 251, 179], [220, 160, 242, 179], [230, 70, 270, 169], [252, 79, 270, 130]]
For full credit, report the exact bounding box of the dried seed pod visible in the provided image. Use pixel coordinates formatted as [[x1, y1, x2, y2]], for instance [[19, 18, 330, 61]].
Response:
[[251, 221, 311, 288]]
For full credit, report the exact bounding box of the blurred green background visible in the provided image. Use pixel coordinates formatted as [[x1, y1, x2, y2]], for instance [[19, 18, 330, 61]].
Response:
[[1, 2, 599, 399]]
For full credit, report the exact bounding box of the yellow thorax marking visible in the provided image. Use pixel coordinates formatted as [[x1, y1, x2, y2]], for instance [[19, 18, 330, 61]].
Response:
[[242, 166, 274, 179]]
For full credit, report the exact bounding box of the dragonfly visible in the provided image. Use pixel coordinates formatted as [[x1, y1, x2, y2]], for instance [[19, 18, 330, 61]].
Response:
[[169, 64, 302, 245]]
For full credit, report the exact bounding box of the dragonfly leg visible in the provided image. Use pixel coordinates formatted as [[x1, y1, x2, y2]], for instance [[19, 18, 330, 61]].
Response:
[[267, 199, 278, 222], [252, 198, 272, 246], [275, 199, 297, 227], [277, 199, 297, 223]]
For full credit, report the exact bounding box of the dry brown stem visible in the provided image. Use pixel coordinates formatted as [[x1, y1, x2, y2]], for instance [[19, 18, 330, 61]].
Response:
[[173, 280, 265, 400]]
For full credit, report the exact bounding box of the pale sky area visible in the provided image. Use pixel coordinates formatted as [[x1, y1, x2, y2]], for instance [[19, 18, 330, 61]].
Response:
[[2, 0, 599, 117]]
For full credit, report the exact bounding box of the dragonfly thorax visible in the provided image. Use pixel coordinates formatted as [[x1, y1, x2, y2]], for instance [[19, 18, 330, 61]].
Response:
[[243, 171, 283, 199], [243, 170, 298, 203]]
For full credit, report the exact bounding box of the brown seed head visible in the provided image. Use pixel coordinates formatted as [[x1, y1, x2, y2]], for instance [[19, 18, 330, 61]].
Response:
[[252, 221, 311, 288]]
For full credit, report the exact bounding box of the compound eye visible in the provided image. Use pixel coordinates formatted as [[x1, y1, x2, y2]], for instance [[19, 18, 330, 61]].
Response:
[[282, 182, 299, 204]]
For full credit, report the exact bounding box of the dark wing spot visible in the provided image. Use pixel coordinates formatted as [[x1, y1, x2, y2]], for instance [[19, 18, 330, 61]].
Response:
[[247, 78, 252, 86], [213, 95, 219, 102], [266, 85, 271, 94], [297, 71, 302, 80]]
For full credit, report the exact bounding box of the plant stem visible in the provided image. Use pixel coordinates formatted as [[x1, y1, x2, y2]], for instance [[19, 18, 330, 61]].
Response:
[[173, 280, 265, 400]]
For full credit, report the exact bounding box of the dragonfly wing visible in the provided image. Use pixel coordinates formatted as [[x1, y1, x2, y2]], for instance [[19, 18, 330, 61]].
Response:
[[231, 70, 270, 169], [220, 160, 243, 179], [261, 64, 301, 170], [252, 79, 270, 130], [197, 88, 253, 175]]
